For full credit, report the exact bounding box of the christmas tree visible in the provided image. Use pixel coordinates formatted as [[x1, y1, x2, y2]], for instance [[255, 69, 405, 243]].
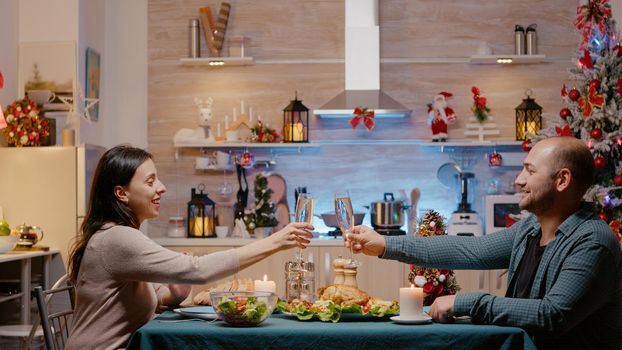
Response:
[[408, 210, 460, 306], [534, 0, 622, 242], [243, 173, 278, 231]]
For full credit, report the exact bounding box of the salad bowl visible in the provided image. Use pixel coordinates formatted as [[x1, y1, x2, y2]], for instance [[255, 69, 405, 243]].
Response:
[[210, 291, 277, 326]]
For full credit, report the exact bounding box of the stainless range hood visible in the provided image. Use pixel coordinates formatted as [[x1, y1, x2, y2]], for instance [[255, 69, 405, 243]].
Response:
[[314, 0, 411, 119]]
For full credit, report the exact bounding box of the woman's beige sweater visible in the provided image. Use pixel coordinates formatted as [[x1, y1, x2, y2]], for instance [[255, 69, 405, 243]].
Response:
[[65, 225, 239, 350]]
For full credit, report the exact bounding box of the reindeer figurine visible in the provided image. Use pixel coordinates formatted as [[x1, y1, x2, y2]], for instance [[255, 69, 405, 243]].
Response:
[[194, 97, 215, 142]]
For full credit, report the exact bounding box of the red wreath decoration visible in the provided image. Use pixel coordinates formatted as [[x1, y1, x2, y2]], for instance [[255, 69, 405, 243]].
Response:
[[575, 0, 612, 50], [350, 107, 375, 131]]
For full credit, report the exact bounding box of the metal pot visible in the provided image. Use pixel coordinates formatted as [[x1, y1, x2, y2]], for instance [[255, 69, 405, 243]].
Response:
[[315, 212, 365, 228], [369, 193, 406, 228]]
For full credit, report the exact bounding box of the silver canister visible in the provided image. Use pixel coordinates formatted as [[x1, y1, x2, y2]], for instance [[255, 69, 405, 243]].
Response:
[[284, 261, 315, 303], [514, 25, 525, 55], [526, 24, 537, 55], [189, 18, 200, 58]]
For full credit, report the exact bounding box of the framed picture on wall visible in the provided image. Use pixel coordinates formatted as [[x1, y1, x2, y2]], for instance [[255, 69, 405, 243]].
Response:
[[18, 41, 76, 112], [85, 47, 101, 122]]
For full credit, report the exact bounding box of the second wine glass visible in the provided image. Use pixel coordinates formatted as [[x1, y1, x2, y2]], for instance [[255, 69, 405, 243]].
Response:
[[334, 191, 359, 267], [294, 193, 314, 263]]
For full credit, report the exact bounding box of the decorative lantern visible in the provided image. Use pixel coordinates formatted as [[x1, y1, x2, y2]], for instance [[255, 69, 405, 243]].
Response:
[[282, 92, 309, 143], [187, 184, 216, 238], [515, 90, 542, 141]]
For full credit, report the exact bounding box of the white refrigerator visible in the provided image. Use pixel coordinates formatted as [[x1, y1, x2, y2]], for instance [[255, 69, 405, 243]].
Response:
[[0, 144, 106, 263]]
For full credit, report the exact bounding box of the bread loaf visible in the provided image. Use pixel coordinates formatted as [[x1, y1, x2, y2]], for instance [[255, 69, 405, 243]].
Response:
[[193, 277, 254, 305]]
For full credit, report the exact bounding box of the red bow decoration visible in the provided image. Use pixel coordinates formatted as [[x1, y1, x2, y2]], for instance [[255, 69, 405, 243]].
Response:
[[350, 107, 375, 131], [561, 84, 568, 97], [0, 71, 3, 89], [578, 50, 594, 69], [610, 219, 621, 241], [575, 0, 612, 50], [555, 124, 572, 136], [578, 86, 605, 117]]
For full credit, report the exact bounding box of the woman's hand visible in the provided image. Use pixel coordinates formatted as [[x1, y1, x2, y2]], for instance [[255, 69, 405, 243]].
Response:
[[235, 222, 314, 270], [268, 222, 314, 250], [345, 225, 386, 257]]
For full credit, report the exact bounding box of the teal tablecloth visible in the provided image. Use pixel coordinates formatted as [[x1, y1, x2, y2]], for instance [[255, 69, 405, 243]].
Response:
[[126, 311, 537, 350]]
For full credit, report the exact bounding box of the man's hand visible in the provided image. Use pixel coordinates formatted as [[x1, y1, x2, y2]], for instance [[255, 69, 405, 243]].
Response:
[[345, 225, 386, 257], [428, 295, 456, 323]]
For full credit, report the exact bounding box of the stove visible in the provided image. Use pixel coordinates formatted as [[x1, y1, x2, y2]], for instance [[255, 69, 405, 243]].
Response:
[[327, 228, 342, 238], [374, 227, 407, 236]]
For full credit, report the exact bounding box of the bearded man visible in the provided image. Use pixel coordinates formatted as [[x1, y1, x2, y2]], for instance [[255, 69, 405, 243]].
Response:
[[346, 137, 622, 350]]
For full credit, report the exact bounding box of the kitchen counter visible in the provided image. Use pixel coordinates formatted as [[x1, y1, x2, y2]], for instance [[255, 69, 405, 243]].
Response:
[[153, 235, 347, 247]]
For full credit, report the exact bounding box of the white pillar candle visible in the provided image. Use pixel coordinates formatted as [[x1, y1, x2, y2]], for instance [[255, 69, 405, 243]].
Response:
[[399, 284, 423, 319], [233, 108, 237, 121], [217, 123, 221, 137], [241, 100, 245, 114], [254, 274, 276, 294], [257, 114, 261, 122], [225, 116, 229, 129], [249, 107, 253, 121]]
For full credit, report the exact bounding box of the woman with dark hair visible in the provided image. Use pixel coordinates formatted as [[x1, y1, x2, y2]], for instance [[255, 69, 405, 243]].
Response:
[[65, 145, 313, 350]]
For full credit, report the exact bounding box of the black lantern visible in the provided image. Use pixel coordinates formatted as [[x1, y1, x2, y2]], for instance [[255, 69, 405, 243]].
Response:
[[187, 184, 216, 238], [515, 90, 542, 141], [282, 92, 309, 143]]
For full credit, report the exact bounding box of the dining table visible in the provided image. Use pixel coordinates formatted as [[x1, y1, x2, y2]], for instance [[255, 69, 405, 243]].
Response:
[[126, 310, 537, 350]]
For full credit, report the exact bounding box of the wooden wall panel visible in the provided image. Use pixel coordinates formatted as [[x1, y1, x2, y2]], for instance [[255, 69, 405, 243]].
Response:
[[148, 0, 579, 236]]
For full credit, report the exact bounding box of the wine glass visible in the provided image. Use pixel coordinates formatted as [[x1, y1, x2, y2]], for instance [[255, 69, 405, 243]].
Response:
[[334, 191, 359, 267], [294, 193, 314, 263]]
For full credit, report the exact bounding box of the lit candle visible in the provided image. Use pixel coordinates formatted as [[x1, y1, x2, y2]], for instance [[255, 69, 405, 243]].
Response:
[[284, 122, 305, 142], [190, 216, 214, 237], [217, 123, 221, 137], [399, 284, 423, 319], [257, 114, 261, 122], [254, 274, 276, 294], [233, 108, 237, 121], [241, 100, 245, 114], [225, 115, 229, 129], [249, 107, 253, 122]]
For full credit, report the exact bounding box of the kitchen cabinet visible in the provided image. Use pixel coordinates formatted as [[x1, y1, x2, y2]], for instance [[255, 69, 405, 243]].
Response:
[[451, 269, 508, 297], [164, 241, 407, 301], [317, 247, 407, 301]]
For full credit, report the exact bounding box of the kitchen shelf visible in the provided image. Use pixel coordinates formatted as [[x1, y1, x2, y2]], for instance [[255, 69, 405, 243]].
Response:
[[173, 141, 320, 160], [179, 57, 254, 67], [174, 141, 319, 148], [469, 54, 546, 65]]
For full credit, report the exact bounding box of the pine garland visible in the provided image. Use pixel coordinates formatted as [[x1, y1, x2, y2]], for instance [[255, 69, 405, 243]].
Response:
[[408, 210, 461, 306]]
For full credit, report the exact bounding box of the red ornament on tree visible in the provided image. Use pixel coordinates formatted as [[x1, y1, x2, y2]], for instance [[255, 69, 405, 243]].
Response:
[[590, 128, 603, 140], [568, 88, 581, 101], [598, 212, 609, 222], [594, 155, 606, 169], [488, 151, 503, 167], [614, 44, 622, 56], [559, 108, 571, 120], [521, 140, 532, 152], [589, 79, 601, 91], [614, 174, 622, 186]]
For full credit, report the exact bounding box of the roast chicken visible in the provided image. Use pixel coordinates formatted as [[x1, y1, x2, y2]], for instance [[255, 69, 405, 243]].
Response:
[[317, 284, 370, 306]]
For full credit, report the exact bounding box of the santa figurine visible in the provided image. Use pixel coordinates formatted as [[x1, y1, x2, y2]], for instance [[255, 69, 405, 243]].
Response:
[[427, 91, 457, 142]]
